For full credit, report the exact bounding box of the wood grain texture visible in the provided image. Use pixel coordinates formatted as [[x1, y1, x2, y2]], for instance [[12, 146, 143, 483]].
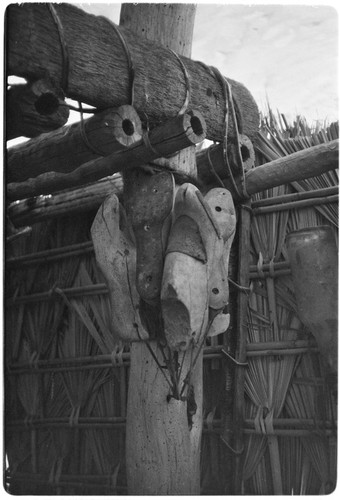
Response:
[[246, 139, 339, 195], [6, 79, 69, 140], [6, 3, 259, 142], [123, 4, 202, 496], [7, 110, 206, 200], [7, 106, 142, 183]]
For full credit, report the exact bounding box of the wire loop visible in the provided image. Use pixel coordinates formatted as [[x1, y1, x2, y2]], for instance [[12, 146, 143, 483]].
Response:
[[48, 4, 69, 92], [168, 49, 191, 115], [99, 17, 135, 106]]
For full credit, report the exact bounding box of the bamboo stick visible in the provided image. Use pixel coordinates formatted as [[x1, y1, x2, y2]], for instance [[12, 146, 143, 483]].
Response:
[[6, 283, 109, 306], [252, 194, 338, 214], [6, 79, 70, 140], [249, 268, 291, 279], [6, 3, 259, 142], [243, 428, 335, 437], [248, 260, 290, 274], [8, 175, 124, 226], [7, 416, 335, 433], [251, 186, 338, 208], [6, 472, 125, 492], [7, 341, 318, 373], [6, 241, 94, 267], [7, 110, 206, 200], [7, 105, 143, 183]]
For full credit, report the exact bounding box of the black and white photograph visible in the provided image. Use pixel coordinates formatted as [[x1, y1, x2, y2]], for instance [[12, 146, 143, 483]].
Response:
[[3, 1, 338, 495]]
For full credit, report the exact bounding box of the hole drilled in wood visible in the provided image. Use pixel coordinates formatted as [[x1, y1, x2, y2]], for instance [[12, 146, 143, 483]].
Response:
[[212, 288, 219, 295], [241, 144, 250, 162], [215, 206, 222, 212], [190, 115, 203, 136], [35, 92, 59, 115], [122, 118, 135, 136]]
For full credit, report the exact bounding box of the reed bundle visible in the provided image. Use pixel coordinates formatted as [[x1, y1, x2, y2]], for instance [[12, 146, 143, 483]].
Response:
[[240, 108, 338, 495], [5, 108, 338, 494]]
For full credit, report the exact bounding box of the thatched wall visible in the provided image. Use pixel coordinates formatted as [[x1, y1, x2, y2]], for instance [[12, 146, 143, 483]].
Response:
[[5, 115, 338, 494]]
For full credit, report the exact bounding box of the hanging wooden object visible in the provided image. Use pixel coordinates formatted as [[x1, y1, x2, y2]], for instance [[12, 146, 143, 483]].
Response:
[[6, 3, 259, 143], [286, 226, 338, 378], [90, 193, 148, 342], [7, 105, 143, 183], [123, 171, 174, 305], [161, 184, 236, 350], [7, 110, 206, 201], [6, 78, 69, 140]]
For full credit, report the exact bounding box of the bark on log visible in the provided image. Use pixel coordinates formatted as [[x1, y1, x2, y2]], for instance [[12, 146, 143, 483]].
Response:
[[245, 139, 339, 196], [7, 105, 143, 183], [6, 79, 69, 140], [196, 134, 255, 187], [7, 137, 338, 207], [6, 3, 259, 142], [7, 110, 206, 200], [7, 175, 124, 225]]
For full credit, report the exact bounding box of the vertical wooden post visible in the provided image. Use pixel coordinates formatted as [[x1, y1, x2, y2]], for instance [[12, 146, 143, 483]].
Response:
[[120, 4, 202, 495], [232, 200, 252, 493]]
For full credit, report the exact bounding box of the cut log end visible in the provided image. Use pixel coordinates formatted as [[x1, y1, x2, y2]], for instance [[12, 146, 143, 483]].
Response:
[[112, 104, 143, 147], [185, 110, 207, 144]]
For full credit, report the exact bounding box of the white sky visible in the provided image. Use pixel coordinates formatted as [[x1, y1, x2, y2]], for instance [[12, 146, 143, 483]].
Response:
[[78, 1, 339, 125]]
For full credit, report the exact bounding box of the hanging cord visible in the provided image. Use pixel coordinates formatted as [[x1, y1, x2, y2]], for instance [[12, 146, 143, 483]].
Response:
[[205, 146, 225, 188], [168, 49, 191, 116], [48, 4, 70, 93], [98, 16, 135, 106], [197, 61, 250, 199], [210, 66, 244, 200], [77, 101, 110, 156]]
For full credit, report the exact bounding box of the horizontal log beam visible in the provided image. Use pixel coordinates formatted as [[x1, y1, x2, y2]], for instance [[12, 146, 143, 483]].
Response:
[[7, 176, 124, 225], [197, 138, 339, 197], [245, 139, 339, 196], [6, 79, 70, 140], [7, 110, 206, 200], [6, 3, 259, 142], [7, 105, 143, 183]]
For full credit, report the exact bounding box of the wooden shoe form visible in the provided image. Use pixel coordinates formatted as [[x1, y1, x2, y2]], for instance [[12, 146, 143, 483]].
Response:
[[161, 183, 227, 351], [204, 188, 236, 312], [125, 171, 174, 305], [204, 188, 236, 337], [91, 193, 148, 341]]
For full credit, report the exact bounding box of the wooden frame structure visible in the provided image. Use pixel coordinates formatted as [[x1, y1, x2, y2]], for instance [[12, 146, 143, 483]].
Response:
[[4, 3, 338, 495]]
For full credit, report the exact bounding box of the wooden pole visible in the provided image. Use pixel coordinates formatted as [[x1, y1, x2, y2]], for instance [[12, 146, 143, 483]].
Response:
[[7, 105, 143, 183], [6, 3, 259, 143], [197, 138, 338, 197], [245, 139, 338, 195], [6, 79, 69, 140], [7, 136, 338, 204], [7, 110, 206, 200], [232, 200, 252, 494], [120, 4, 202, 495]]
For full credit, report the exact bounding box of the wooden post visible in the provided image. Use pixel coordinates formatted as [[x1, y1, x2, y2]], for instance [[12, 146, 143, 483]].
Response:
[[232, 200, 252, 493], [120, 4, 202, 494]]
